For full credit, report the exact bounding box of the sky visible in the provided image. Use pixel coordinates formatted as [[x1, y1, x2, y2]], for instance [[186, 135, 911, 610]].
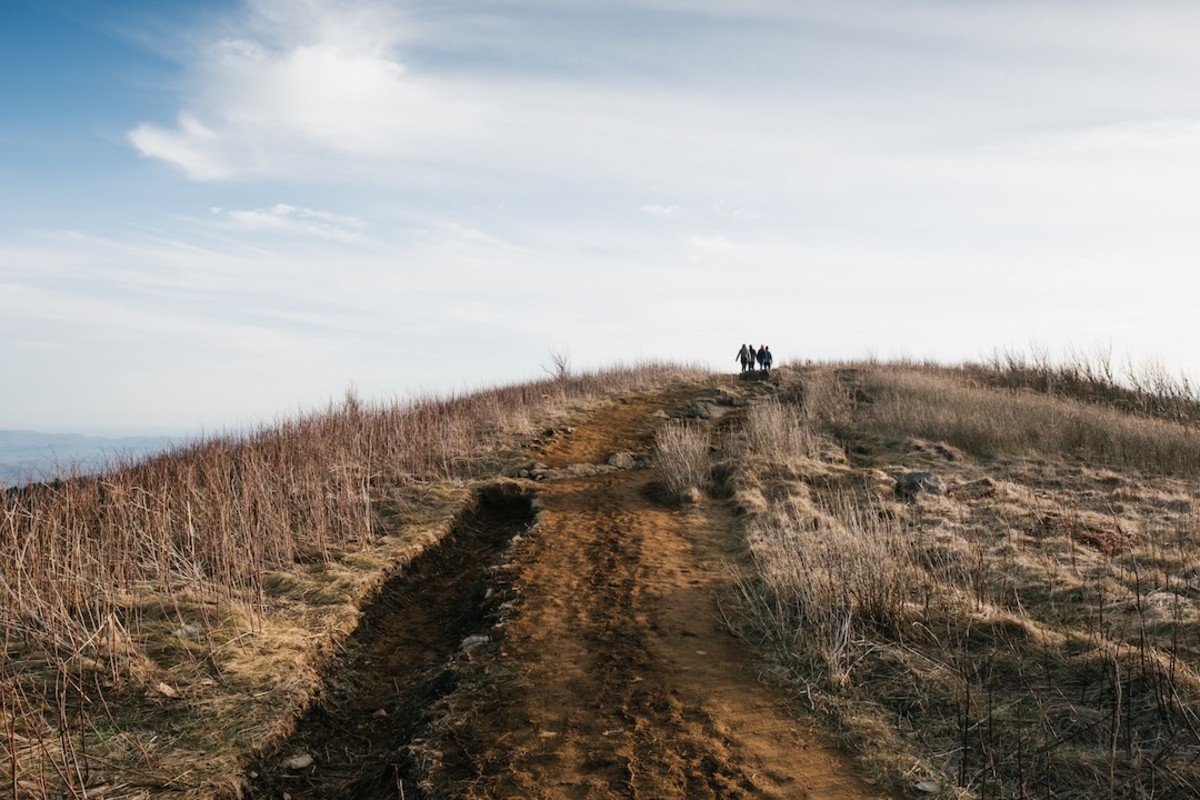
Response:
[[3, 0, 1200, 434]]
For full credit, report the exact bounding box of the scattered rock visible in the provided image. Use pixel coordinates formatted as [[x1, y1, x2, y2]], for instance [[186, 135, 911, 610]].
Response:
[[372, 708, 388, 718], [147, 681, 179, 700], [696, 388, 742, 407], [461, 634, 490, 650], [173, 622, 203, 639], [914, 779, 941, 794], [894, 472, 947, 500], [283, 753, 314, 770], [606, 452, 640, 470], [681, 401, 730, 420], [537, 463, 620, 481], [607, 452, 635, 470]]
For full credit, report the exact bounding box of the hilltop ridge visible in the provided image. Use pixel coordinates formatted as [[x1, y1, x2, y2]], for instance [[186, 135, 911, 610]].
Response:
[[5, 358, 1200, 799]]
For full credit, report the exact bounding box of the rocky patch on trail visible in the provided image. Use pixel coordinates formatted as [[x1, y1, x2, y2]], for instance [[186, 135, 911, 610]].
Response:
[[505, 451, 649, 481], [671, 387, 745, 420], [894, 471, 948, 500], [606, 451, 647, 470]]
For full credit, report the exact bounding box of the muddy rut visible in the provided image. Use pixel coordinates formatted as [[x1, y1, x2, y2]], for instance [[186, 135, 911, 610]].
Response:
[[249, 385, 893, 799]]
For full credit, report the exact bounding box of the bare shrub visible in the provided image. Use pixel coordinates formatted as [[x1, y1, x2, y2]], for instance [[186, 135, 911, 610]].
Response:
[[654, 421, 710, 502], [541, 347, 572, 381]]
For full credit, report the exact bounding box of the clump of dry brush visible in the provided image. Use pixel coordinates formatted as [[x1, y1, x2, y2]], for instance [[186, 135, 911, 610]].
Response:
[[653, 421, 710, 502]]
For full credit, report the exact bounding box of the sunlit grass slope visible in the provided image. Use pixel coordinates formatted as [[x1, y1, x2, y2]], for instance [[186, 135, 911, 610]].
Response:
[[726, 359, 1200, 799], [0, 361, 701, 798]]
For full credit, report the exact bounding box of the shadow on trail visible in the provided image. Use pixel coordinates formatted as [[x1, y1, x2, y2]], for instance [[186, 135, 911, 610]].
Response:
[[246, 482, 535, 800]]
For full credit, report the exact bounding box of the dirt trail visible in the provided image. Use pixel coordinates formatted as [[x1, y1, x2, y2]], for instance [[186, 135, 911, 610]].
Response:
[[250, 384, 894, 799]]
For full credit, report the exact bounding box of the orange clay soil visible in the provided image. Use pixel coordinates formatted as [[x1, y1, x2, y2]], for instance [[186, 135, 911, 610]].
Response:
[[249, 383, 896, 799]]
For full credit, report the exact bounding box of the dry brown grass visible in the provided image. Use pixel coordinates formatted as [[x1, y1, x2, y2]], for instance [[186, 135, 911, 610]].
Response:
[[727, 363, 1200, 799], [858, 368, 1200, 478], [0, 361, 702, 798], [653, 421, 710, 502]]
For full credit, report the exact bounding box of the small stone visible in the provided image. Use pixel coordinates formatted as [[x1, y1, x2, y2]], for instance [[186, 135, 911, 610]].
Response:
[[283, 753, 314, 770], [173, 622, 203, 639], [914, 779, 941, 794], [606, 452, 637, 470], [148, 681, 179, 700], [894, 471, 947, 499], [372, 708, 388, 718], [461, 634, 490, 650]]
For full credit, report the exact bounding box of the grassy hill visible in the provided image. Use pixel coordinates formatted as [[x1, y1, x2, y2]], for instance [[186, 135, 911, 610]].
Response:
[[726, 361, 1200, 799], [4, 357, 1200, 798]]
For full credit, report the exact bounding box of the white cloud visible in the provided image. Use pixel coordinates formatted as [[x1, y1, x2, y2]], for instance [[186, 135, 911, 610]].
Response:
[[210, 203, 366, 240], [713, 200, 761, 220], [640, 203, 682, 217], [129, 0, 480, 180], [129, 114, 231, 180], [993, 118, 1200, 159]]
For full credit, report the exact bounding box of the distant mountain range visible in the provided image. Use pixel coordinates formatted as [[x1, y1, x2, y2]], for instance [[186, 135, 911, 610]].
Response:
[[0, 430, 183, 488]]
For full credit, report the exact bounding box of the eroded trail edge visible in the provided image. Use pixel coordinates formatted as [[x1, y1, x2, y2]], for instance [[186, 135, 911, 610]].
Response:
[[250, 384, 893, 799], [248, 484, 535, 799]]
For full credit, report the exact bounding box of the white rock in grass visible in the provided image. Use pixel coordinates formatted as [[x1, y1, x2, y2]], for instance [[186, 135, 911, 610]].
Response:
[[914, 779, 941, 794], [148, 681, 179, 700], [461, 634, 490, 650], [173, 622, 203, 639], [284, 753, 314, 770]]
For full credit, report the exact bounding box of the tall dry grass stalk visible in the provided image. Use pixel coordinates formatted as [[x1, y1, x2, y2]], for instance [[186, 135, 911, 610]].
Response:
[[740, 494, 925, 688], [654, 421, 710, 502], [0, 360, 702, 797], [744, 397, 816, 461]]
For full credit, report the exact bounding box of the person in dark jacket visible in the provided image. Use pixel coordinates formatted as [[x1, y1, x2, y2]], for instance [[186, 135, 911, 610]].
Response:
[[762, 346, 773, 373], [755, 345, 766, 370], [736, 344, 751, 372]]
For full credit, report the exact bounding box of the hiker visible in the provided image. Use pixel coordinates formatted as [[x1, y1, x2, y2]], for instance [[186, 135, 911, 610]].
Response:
[[736, 343, 751, 373], [762, 346, 773, 373], [755, 345, 766, 370]]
